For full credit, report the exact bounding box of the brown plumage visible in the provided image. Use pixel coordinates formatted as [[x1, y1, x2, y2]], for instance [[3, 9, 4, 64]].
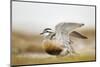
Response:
[[42, 40, 63, 55]]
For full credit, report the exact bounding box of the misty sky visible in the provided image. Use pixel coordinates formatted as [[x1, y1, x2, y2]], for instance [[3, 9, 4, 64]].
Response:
[[12, 1, 95, 34]]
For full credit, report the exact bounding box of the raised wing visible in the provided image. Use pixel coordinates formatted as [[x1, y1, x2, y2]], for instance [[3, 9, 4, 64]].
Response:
[[54, 22, 86, 54], [70, 31, 88, 39]]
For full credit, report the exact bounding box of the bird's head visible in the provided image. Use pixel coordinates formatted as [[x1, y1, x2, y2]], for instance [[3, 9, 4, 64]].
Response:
[[40, 28, 53, 36]]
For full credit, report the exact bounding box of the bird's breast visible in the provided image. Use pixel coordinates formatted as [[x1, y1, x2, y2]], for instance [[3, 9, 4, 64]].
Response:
[[42, 40, 63, 55]]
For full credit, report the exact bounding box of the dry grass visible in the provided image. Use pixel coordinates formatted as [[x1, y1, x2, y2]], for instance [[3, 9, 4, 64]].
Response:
[[11, 28, 96, 65], [12, 54, 95, 65]]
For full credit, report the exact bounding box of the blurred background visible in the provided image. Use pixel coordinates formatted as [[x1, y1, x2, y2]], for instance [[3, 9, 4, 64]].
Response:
[[12, 1, 96, 65]]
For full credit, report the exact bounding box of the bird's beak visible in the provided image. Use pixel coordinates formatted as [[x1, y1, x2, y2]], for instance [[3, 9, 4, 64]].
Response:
[[40, 32, 44, 35]]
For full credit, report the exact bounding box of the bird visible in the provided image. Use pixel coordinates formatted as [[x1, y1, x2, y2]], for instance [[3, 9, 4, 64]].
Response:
[[40, 22, 88, 57], [40, 28, 87, 40]]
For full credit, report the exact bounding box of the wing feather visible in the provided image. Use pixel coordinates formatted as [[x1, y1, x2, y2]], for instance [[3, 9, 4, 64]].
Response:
[[70, 31, 88, 39]]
